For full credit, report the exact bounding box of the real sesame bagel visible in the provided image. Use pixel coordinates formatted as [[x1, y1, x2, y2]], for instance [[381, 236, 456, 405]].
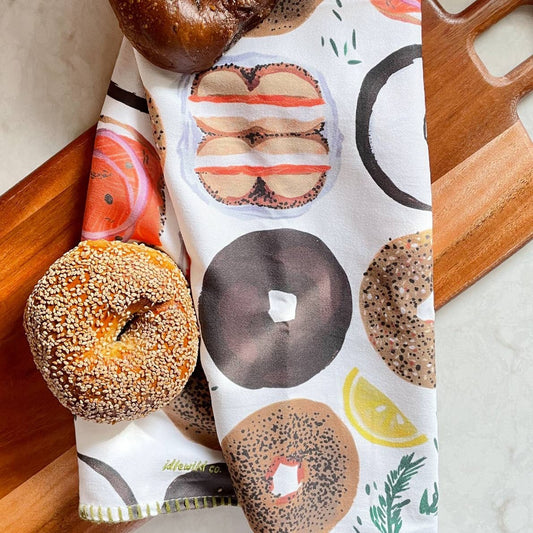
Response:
[[24, 240, 199, 424]]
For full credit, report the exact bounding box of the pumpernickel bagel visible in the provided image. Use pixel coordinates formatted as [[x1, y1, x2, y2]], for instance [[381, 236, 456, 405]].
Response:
[[108, 0, 278, 73]]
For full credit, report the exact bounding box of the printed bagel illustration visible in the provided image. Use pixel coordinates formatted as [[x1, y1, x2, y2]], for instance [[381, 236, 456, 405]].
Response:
[[221, 399, 359, 533], [360, 230, 435, 388], [355, 45, 431, 211], [247, 0, 323, 36], [370, 0, 421, 25], [82, 116, 165, 245], [194, 134, 329, 208], [198, 229, 352, 389], [146, 90, 167, 167], [187, 61, 339, 210], [163, 365, 221, 450]]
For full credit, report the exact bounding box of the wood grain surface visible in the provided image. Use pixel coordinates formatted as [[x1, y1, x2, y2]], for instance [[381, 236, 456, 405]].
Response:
[[423, 0, 533, 304], [0, 1, 531, 531]]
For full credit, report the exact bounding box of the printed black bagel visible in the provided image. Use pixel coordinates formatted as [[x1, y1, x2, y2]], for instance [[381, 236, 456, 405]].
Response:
[[199, 229, 352, 388]]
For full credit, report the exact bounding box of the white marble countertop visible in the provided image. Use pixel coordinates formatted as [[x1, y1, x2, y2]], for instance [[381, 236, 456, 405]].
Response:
[[1, 1, 531, 532]]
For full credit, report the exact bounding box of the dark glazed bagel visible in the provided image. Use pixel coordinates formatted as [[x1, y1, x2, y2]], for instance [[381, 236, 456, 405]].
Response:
[[108, 0, 279, 73]]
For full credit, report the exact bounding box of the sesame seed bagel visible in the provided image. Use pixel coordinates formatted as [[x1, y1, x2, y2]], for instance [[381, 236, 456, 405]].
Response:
[[23, 240, 199, 424]]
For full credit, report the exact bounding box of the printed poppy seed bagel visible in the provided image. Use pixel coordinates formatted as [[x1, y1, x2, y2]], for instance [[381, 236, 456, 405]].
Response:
[[146, 90, 167, 167], [360, 230, 435, 388], [23, 240, 199, 423], [248, 0, 323, 36], [107, 0, 278, 74], [199, 229, 352, 389], [163, 365, 221, 450], [194, 134, 329, 208], [221, 399, 359, 533], [189, 63, 325, 136]]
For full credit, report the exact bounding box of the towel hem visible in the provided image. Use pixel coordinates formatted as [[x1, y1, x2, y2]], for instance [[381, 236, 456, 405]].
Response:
[[79, 495, 239, 523]]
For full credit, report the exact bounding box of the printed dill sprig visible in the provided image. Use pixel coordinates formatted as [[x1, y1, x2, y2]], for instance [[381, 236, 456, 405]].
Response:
[[370, 453, 426, 533], [419, 482, 439, 516], [319, 2, 361, 65]]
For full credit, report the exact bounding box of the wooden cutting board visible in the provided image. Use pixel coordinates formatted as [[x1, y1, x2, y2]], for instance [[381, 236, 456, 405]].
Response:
[[0, 0, 531, 530]]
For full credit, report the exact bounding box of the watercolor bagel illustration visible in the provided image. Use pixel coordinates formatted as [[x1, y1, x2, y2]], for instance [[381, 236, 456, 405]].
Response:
[[146, 90, 167, 167], [188, 62, 334, 209], [194, 133, 329, 208], [247, 0, 323, 36], [163, 365, 221, 450], [221, 399, 359, 533], [164, 463, 235, 502], [199, 229, 352, 389], [360, 230, 435, 388], [82, 116, 165, 245]]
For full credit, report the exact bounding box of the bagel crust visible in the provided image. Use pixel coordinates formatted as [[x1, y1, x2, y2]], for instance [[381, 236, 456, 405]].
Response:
[[24, 240, 199, 424], [108, 0, 278, 74]]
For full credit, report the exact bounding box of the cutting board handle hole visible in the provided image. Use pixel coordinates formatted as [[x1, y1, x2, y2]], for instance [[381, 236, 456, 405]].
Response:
[[437, 0, 476, 15], [473, 5, 533, 78], [517, 92, 533, 142]]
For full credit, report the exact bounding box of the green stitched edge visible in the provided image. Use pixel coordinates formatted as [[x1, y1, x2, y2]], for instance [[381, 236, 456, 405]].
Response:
[[78, 496, 239, 523]]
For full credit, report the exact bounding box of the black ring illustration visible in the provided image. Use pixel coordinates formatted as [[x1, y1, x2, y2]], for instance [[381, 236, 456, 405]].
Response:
[[356, 44, 431, 211]]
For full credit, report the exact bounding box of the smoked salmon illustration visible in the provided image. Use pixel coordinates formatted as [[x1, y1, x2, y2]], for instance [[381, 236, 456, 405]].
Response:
[[82, 117, 165, 245], [371, 0, 421, 25]]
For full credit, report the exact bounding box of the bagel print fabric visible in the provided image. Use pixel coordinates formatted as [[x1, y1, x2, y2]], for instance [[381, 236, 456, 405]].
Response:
[[76, 1, 438, 530]]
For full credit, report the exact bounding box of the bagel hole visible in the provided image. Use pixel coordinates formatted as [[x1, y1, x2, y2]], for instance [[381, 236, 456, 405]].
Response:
[[116, 299, 153, 341], [116, 314, 140, 341]]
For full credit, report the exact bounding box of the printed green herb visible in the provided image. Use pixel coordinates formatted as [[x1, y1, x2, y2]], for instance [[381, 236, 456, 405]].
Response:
[[320, 2, 361, 65], [419, 483, 439, 516], [369, 453, 426, 533]]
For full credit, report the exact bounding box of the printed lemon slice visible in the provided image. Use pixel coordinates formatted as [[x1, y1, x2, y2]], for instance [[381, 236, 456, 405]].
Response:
[[343, 367, 427, 448]]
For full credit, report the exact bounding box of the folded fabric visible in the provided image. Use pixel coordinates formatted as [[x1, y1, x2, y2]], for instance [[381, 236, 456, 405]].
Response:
[[77, 1, 438, 531]]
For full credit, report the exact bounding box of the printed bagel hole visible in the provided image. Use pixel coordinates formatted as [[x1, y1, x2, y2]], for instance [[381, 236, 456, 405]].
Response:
[[266, 456, 306, 504]]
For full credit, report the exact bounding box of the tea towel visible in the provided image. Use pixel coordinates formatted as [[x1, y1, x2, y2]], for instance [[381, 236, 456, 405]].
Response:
[[77, 1, 438, 531]]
